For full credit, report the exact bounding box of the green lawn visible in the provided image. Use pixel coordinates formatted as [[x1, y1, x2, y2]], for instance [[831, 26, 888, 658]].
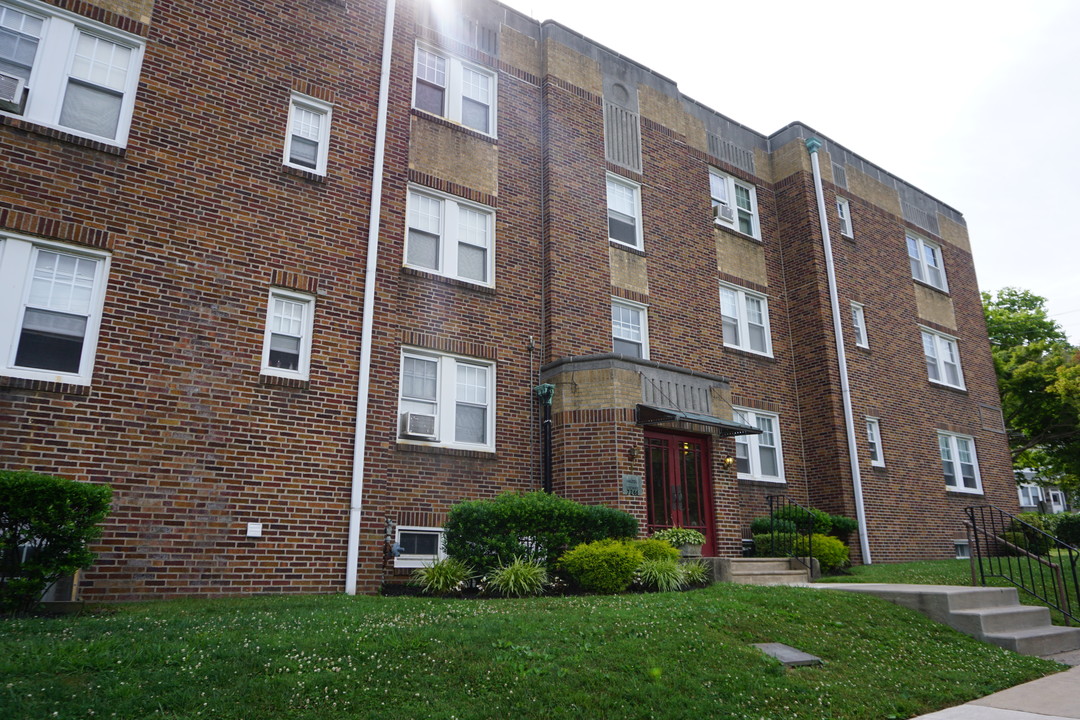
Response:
[[0, 584, 1062, 720]]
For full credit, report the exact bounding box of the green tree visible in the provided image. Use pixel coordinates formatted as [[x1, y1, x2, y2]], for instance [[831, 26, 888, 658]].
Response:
[[982, 288, 1080, 496]]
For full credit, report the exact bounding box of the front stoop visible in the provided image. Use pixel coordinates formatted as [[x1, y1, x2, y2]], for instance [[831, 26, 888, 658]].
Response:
[[706, 557, 814, 586], [819, 584, 1080, 657]]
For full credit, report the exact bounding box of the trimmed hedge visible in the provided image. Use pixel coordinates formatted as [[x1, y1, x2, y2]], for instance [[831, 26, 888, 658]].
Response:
[[749, 517, 797, 535], [792, 534, 850, 572], [0, 470, 112, 614], [559, 539, 643, 594], [1056, 513, 1080, 547], [443, 492, 637, 575], [773, 505, 833, 534]]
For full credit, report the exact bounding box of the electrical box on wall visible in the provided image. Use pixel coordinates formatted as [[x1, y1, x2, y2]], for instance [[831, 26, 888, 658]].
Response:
[[246, 522, 263, 538]]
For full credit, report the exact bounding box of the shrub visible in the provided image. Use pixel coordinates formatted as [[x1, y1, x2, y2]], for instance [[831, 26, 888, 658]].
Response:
[[636, 558, 685, 592], [752, 532, 798, 557], [410, 558, 473, 596], [773, 505, 832, 534], [679, 559, 712, 587], [1000, 530, 1052, 557], [443, 492, 637, 575], [559, 539, 643, 594], [0, 470, 112, 615], [749, 516, 797, 535], [1056, 513, 1080, 547], [633, 538, 681, 562], [792, 533, 850, 573], [651, 527, 706, 547], [484, 556, 548, 597], [828, 514, 859, 541]]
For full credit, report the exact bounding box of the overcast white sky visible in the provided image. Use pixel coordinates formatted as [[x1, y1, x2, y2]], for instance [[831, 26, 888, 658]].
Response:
[[503, 0, 1080, 343]]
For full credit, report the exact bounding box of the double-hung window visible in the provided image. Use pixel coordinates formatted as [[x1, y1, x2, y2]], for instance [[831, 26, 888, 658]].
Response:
[[939, 431, 982, 494], [393, 526, 446, 568], [0, 0, 145, 145], [733, 408, 783, 482], [606, 174, 642, 249], [851, 302, 868, 348], [709, 169, 759, 238], [0, 232, 110, 384], [261, 289, 315, 381], [720, 283, 772, 356], [907, 234, 948, 291], [406, 188, 494, 286], [866, 418, 884, 467], [836, 197, 853, 237], [921, 328, 964, 389], [611, 298, 648, 359], [1018, 484, 1043, 507], [283, 93, 331, 175], [413, 44, 496, 135], [399, 349, 495, 451]]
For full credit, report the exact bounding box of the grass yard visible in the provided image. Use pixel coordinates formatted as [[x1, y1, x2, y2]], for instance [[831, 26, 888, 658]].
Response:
[[0, 583, 1062, 720]]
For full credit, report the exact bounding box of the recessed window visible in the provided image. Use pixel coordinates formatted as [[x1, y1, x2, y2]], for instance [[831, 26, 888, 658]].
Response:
[[0, 233, 110, 385], [393, 526, 445, 568], [611, 298, 648, 359], [406, 188, 494, 286], [720, 283, 772, 356], [284, 93, 331, 175], [399, 349, 495, 451], [0, 0, 145, 146], [922, 328, 964, 389], [606, 174, 642, 249], [836, 197, 853, 238], [261, 289, 315, 380], [866, 417, 884, 468], [413, 44, 496, 135], [907, 234, 948, 291], [954, 540, 970, 560], [733, 408, 784, 482], [939, 431, 982, 494], [710, 169, 759, 239], [851, 302, 868, 348]]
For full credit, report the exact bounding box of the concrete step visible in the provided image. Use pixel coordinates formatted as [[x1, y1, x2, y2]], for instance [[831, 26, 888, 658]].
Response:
[[984, 625, 1080, 656], [702, 557, 813, 585], [727, 558, 800, 573], [950, 604, 1051, 635], [730, 570, 810, 586]]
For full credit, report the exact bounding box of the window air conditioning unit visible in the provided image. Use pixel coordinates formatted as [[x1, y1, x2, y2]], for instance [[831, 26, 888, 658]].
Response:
[[0, 71, 25, 112], [402, 412, 437, 439], [713, 203, 735, 224]]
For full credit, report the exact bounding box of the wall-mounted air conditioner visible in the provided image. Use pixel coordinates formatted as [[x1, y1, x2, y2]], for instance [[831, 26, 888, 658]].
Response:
[[402, 412, 437, 439], [0, 71, 26, 113], [713, 203, 735, 224]]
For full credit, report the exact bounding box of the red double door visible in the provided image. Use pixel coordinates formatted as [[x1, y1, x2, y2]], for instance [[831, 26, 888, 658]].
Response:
[[644, 431, 715, 554]]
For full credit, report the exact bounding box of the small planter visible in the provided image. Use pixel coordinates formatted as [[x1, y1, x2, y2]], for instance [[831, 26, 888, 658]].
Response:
[[679, 543, 703, 558]]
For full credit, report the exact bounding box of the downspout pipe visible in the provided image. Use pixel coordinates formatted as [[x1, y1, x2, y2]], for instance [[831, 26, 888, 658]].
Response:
[[805, 137, 872, 564], [346, 0, 396, 595]]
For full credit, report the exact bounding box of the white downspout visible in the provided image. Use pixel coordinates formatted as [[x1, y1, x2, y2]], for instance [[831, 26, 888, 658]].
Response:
[[805, 137, 872, 564], [346, 0, 396, 595]]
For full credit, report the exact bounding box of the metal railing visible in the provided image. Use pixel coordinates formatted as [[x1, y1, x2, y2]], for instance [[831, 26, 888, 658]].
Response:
[[965, 505, 1079, 625], [763, 495, 816, 572]]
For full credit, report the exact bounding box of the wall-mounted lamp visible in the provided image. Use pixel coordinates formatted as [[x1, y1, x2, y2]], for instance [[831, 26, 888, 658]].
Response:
[[723, 456, 735, 468], [628, 446, 639, 461]]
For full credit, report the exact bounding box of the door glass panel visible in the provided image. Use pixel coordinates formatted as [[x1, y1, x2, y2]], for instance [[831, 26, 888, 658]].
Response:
[[680, 442, 704, 528], [646, 439, 669, 530]]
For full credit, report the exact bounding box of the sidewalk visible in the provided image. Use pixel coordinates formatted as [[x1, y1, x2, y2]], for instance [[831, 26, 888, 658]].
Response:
[[910, 663, 1080, 719]]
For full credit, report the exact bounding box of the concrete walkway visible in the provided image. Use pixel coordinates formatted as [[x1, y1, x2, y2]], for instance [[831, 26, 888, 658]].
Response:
[[909, 663, 1080, 719]]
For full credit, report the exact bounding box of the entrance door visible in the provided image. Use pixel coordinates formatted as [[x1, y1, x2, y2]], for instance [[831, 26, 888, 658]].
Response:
[[644, 431, 714, 553]]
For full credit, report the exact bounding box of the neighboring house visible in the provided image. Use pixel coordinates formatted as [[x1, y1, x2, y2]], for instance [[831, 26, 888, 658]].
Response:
[[1017, 471, 1071, 514], [0, 0, 1019, 599]]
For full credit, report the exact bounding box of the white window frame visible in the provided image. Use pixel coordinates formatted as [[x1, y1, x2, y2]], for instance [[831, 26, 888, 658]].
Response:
[[393, 525, 446, 569], [0, 232, 111, 385], [0, 0, 145, 146], [866, 417, 885, 468], [907, 233, 948, 291], [398, 348, 495, 452], [939, 431, 983, 494], [606, 174, 642, 249], [836, 196, 853, 238], [733, 407, 784, 483], [1018, 484, 1043, 507], [719, 283, 772, 357], [405, 187, 495, 287], [851, 302, 868, 348], [283, 92, 331, 175], [1049, 490, 1066, 513], [611, 298, 648, 359], [954, 540, 971, 560], [709, 168, 759, 239], [260, 288, 315, 381], [412, 43, 496, 137], [921, 327, 965, 390]]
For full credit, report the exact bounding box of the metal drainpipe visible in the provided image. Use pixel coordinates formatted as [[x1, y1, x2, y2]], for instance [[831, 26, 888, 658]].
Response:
[[345, 0, 396, 595], [805, 137, 872, 565]]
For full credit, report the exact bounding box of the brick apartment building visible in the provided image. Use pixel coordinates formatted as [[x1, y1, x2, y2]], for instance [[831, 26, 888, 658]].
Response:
[[0, 0, 1017, 599]]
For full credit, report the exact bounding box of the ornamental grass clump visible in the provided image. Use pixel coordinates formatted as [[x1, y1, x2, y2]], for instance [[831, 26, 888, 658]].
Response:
[[679, 559, 712, 587], [485, 556, 549, 597], [410, 558, 473, 596], [558, 539, 643, 594], [635, 558, 686, 592]]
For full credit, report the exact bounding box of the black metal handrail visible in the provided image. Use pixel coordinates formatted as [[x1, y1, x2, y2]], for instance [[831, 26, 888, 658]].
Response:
[[764, 495, 815, 572], [965, 505, 1079, 625]]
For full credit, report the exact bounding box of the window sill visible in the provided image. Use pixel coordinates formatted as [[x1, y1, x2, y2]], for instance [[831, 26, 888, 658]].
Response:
[[396, 441, 497, 459], [609, 241, 645, 256], [946, 487, 984, 497], [737, 476, 786, 485], [854, 343, 870, 352], [928, 380, 968, 394], [401, 267, 496, 294], [912, 278, 950, 296], [723, 345, 776, 362], [1, 114, 126, 156], [714, 223, 762, 244], [259, 374, 311, 390], [410, 108, 497, 144], [0, 374, 92, 396], [282, 165, 328, 183]]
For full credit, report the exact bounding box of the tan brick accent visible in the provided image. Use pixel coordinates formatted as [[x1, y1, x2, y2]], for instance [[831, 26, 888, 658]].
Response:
[[85, 0, 154, 25], [543, 37, 602, 95], [937, 213, 972, 252], [548, 366, 641, 413], [409, 117, 498, 196], [500, 26, 540, 78], [767, 137, 812, 182], [716, 230, 768, 287], [609, 245, 649, 295], [847, 165, 903, 217], [914, 283, 957, 329], [638, 85, 706, 150]]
